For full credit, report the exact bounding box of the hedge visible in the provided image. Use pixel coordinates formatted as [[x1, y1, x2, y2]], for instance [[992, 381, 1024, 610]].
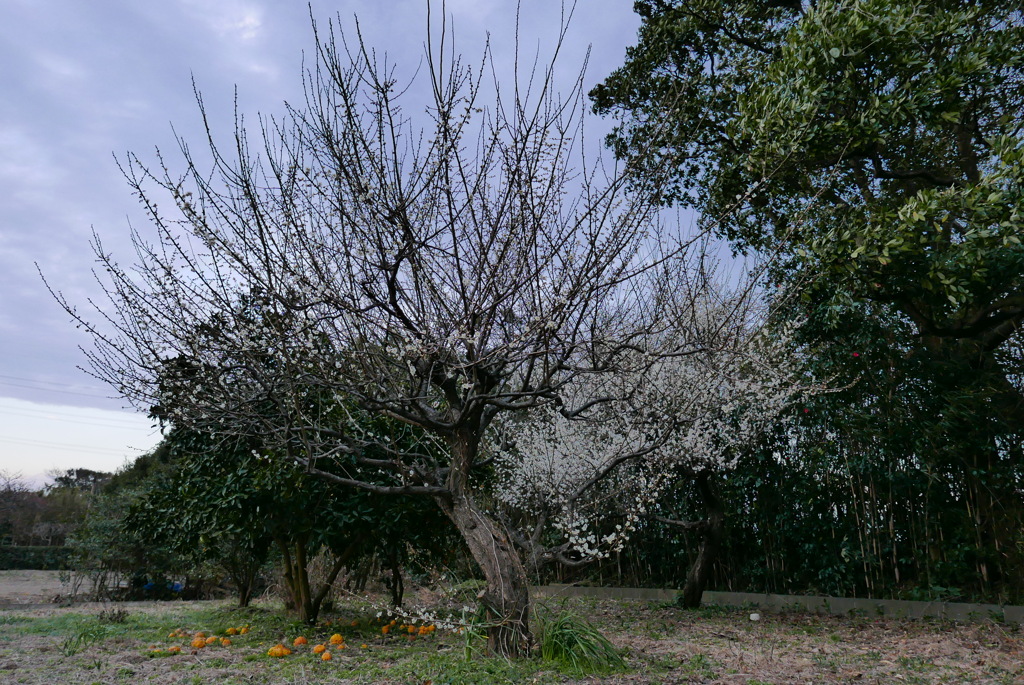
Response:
[[0, 546, 73, 570]]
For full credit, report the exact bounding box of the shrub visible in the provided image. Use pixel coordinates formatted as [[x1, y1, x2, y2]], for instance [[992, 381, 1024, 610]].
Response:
[[0, 545, 72, 570], [539, 611, 626, 676]]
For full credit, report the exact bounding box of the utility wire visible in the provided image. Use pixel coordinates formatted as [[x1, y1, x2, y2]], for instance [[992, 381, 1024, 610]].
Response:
[[0, 373, 107, 389], [0, 405, 149, 429], [0, 436, 150, 457], [0, 379, 112, 399]]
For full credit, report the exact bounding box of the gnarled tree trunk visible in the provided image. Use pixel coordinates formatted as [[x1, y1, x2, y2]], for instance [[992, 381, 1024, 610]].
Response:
[[438, 428, 533, 658], [679, 473, 724, 609]]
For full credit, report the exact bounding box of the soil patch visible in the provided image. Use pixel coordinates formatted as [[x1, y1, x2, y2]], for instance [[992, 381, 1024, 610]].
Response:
[[0, 570, 65, 604]]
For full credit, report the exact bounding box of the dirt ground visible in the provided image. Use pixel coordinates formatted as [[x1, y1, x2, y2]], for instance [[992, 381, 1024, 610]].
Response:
[[0, 570, 65, 604], [0, 577, 1020, 683]]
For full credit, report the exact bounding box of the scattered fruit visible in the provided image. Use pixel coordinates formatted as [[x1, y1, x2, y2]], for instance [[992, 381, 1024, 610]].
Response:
[[321, 651, 332, 661], [293, 636, 308, 647], [312, 644, 327, 654], [329, 633, 344, 645], [267, 644, 292, 658]]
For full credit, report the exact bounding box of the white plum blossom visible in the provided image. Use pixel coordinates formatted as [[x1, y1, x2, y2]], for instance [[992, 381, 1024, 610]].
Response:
[[493, 304, 805, 563]]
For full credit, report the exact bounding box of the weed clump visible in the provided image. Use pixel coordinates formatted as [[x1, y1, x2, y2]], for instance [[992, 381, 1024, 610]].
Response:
[[539, 611, 626, 676]]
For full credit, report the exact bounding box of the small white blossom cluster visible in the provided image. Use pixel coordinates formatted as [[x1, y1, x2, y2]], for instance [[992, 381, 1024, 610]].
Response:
[[367, 598, 482, 633]]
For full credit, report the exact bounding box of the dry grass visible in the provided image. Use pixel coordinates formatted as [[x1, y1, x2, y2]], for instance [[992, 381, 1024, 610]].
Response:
[[0, 574, 1019, 684]]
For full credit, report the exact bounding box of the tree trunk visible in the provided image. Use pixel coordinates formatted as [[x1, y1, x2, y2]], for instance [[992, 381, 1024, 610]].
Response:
[[384, 551, 404, 607], [276, 536, 316, 625], [237, 583, 253, 608], [679, 473, 724, 609], [310, 541, 362, 619], [438, 428, 533, 658], [223, 542, 265, 608]]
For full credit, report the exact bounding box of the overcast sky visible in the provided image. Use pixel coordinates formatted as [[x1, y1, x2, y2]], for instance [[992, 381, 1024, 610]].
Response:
[[0, 1, 642, 483]]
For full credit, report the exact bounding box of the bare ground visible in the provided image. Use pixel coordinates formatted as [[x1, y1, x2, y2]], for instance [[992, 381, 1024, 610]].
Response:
[[0, 574, 1019, 683], [0, 570, 65, 604]]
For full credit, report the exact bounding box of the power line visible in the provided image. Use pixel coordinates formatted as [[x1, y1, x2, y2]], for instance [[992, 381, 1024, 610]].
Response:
[[0, 400, 147, 419], [0, 411, 153, 432], [0, 379, 113, 399], [0, 436, 152, 457], [0, 373, 107, 390], [0, 404, 150, 429]]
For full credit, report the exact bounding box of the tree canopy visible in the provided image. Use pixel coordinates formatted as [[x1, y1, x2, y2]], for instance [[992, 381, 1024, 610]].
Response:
[[591, 0, 1024, 598], [592, 1, 1024, 424]]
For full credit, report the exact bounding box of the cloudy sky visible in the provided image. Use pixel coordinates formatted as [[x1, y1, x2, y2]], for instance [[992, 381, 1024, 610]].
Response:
[[0, 1, 642, 483]]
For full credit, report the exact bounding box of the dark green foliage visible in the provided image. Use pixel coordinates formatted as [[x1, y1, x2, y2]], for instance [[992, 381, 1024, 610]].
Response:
[[121, 422, 458, 620], [583, 405, 1023, 603], [592, 0, 1024, 422], [48, 469, 111, 494], [67, 481, 199, 601], [586, 0, 1024, 604], [0, 545, 72, 571]]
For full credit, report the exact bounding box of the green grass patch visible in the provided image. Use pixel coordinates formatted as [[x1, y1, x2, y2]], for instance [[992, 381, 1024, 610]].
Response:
[[679, 652, 719, 680]]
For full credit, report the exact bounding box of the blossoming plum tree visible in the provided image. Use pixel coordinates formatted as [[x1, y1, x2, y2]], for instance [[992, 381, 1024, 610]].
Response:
[[46, 13, 788, 656], [490, 269, 806, 605]]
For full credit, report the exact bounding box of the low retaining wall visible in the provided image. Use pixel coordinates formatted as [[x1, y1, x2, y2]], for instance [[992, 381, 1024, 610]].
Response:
[[533, 585, 1024, 624]]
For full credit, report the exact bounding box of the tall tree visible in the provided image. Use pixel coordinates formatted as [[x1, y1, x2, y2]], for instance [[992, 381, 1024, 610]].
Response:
[[44, 11, 750, 656], [592, 0, 1024, 421], [592, 0, 1024, 594]]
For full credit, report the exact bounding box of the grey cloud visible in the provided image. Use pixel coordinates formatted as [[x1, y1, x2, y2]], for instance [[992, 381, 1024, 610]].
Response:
[[0, 0, 639, 412]]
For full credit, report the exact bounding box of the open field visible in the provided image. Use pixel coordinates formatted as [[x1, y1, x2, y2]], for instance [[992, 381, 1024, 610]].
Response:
[[0, 584, 1021, 684], [0, 570, 66, 605]]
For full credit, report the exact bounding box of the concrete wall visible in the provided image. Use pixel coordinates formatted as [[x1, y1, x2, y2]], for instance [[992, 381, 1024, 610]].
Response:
[[533, 585, 1022, 624]]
